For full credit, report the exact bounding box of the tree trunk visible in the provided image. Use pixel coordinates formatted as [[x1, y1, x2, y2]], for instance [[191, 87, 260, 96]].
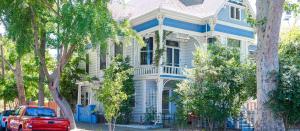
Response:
[[108, 122, 112, 131], [38, 65, 45, 106], [3, 99, 6, 111], [14, 58, 26, 105], [48, 79, 76, 129], [1, 45, 4, 78], [38, 31, 46, 106], [255, 0, 285, 130]]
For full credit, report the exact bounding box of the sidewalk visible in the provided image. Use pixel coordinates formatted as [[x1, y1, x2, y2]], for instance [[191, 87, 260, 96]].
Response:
[[73, 123, 170, 131]]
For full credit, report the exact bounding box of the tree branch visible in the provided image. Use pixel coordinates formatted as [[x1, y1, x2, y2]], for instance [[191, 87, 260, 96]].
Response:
[[43, 0, 62, 19], [0, 54, 15, 71], [0, 17, 8, 30]]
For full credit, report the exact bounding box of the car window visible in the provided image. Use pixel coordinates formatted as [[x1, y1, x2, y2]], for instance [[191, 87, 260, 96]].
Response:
[[24, 108, 56, 117], [14, 108, 21, 116], [3, 110, 15, 116]]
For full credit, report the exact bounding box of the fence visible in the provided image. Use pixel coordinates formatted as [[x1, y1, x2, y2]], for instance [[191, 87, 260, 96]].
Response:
[[113, 113, 246, 130]]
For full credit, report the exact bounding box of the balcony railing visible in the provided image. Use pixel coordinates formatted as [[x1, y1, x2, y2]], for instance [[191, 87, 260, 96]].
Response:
[[161, 66, 184, 76], [134, 66, 158, 76], [134, 65, 185, 77]]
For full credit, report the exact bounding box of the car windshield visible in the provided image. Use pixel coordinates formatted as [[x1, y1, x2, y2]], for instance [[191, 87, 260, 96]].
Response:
[[2, 110, 15, 116], [25, 108, 56, 117]]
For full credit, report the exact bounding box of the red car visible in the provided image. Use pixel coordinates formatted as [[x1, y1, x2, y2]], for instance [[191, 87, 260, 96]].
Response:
[[6, 106, 70, 131]]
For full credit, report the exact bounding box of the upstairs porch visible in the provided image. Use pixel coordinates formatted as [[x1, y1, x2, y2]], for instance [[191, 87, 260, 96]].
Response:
[[131, 22, 207, 80], [134, 65, 187, 79]]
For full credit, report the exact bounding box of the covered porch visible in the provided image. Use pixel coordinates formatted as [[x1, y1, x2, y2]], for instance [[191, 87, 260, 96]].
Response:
[[132, 17, 209, 79], [132, 79, 181, 125]]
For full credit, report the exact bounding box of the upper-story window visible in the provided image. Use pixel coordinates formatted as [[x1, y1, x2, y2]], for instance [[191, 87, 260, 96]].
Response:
[[140, 37, 153, 65], [230, 6, 241, 20], [100, 45, 106, 70]]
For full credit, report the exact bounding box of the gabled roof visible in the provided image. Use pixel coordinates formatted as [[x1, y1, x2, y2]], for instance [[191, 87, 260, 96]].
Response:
[[109, 0, 255, 21], [109, 0, 226, 20]]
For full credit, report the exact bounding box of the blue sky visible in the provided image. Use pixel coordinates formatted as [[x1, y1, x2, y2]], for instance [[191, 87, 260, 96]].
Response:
[[0, 23, 4, 35]]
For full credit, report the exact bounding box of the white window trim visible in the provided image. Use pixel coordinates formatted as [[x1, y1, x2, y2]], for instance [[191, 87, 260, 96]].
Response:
[[165, 40, 180, 67], [140, 38, 154, 66], [229, 6, 242, 21]]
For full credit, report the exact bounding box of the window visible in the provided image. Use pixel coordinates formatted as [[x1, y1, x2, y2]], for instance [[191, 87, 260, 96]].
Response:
[[140, 37, 153, 65], [85, 92, 89, 106], [230, 6, 241, 20], [130, 92, 136, 108], [25, 108, 56, 117], [207, 37, 217, 44], [227, 38, 241, 48], [85, 54, 89, 73], [100, 46, 106, 70], [162, 90, 169, 113], [166, 40, 180, 67], [14, 108, 21, 116], [115, 43, 123, 57]]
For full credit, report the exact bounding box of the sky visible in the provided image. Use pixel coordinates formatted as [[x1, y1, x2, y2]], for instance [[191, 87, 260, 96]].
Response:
[[0, 24, 4, 35]]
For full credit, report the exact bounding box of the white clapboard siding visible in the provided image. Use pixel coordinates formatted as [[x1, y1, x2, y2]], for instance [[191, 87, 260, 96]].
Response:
[[180, 40, 196, 68], [133, 80, 145, 114], [123, 42, 134, 66], [88, 49, 99, 77]]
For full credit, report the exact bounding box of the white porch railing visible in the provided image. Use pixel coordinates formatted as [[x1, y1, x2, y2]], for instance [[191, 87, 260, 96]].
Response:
[[134, 66, 158, 76], [161, 66, 184, 76], [134, 65, 185, 76]]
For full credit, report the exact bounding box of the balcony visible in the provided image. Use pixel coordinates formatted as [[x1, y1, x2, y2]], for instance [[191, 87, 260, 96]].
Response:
[[134, 65, 186, 79]]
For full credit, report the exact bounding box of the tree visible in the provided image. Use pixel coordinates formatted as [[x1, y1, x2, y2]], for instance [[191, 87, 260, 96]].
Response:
[[268, 27, 300, 129], [255, 0, 286, 130], [0, 0, 142, 128], [174, 44, 256, 131], [95, 55, 133, 131], [0, 37, 27, 105], [0, 38, 27, 105], [60, 54, 87, 111]]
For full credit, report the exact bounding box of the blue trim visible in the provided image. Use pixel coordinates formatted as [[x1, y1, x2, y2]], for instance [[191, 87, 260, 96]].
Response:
[[133, 19, 159, 32], [163, 17, 210, 33], [215, 24, 254, 38], [132, 17, 254, 39], [160, 75, 186, 79]]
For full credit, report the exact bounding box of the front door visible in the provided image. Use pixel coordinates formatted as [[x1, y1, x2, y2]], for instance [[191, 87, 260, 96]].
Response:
[[166, 40, 180, 67]]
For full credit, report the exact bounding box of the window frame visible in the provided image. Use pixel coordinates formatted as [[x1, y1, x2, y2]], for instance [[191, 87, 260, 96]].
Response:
[[140, 37, 154, 65], [165, 40, 180, 67], [230, 6, 242, 21], [227, 38, 241, 48], [100, 46, 107, 70]]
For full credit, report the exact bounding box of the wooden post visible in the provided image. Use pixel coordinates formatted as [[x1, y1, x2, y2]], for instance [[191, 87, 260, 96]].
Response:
[[156, 79, 163, 123]]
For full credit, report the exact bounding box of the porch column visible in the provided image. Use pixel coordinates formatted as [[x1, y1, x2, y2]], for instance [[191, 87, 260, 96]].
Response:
[[156, 78, 163, 123], [157, 14, 164, 74], [77, 84, 82, 105]]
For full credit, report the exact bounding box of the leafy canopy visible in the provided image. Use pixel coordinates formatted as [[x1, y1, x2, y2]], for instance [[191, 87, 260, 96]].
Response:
[[174, 44, 256, 125], [95, 55, 133, 123], [269, 27, 300, 127]]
